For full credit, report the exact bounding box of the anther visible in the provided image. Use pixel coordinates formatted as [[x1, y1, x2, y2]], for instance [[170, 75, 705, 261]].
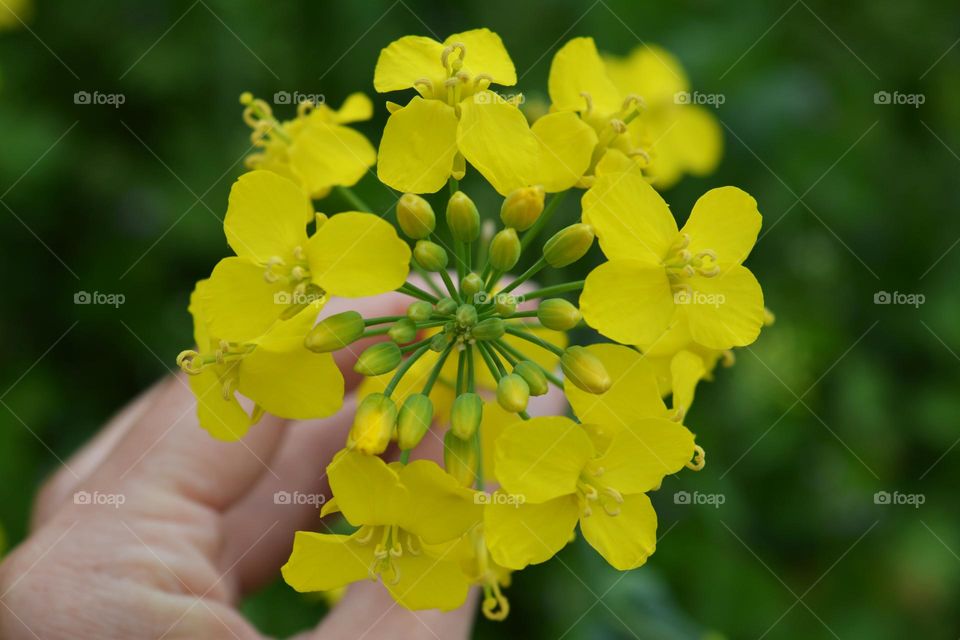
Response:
[[580, 91, 593, 115], [686, 444, 706, 471], [413, 78, 434, 98], [610, 118, 627, 134]]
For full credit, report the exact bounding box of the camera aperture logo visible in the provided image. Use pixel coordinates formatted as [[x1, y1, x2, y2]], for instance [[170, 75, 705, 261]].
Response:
[[74, 290, 125, 308], [273, 490, 326, 506], [74, 90, 125, 108], [674, 91, 725, 108], [874, 490, 924, 509], [73, 490, 126, 508], [873, 90, 924, 108], [874, 290, 924, 308], [474, 491, 526, 508], [674, 490, 725, 508]]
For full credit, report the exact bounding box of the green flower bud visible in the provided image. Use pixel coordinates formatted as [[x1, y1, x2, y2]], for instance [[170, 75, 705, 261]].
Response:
[[348, 393, 397, 455], [489, 228, 521, 272], [444, 430, 478, 487], [446, 191, 480, 242], [407, 300, 433, 322], [460, 272, 484, 299], [496, 373, 530, 413], [354, 342, 402, 376], [435, 297, 458, 315], [561, 346, 612, 394], [543, 223, 595, 268], [430, 332, 451, 352], [413, 240, 449, 272], [471, 317, 506, 341], [456, 304, 478, 327], [537, 298, 583, 331], [514, 360, 548, 396], [396, 193, 436, 239], [450, 392, 483, 440], [397, 393, 434, 450], [500, 185, 545, 231], [494, 295, 517, 316], [388, 317, 417, 344], [304, 310, 364, 353]]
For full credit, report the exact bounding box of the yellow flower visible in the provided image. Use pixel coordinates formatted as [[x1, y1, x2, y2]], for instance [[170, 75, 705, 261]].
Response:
[[484, 412, 695, 571], [200, 170, 411, 342], [282, 451, 481, 611], [546, 37, 721, 188], [181, 282, 343, 440], [604, 44, 722, 189], [374, 29, 596, 195], [580, 168, 764, 350], [241, 93, 376, 199]]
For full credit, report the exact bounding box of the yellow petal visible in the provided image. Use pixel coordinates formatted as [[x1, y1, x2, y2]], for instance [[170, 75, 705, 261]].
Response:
[[224, 171, 311, 261], [397, 461, 482, 544], [288, 122, 375, 194], [479, 399, 522, 482], [359, 348, 457, 421], [670, 350, 706, 415], [374, 35, 446, 93], [564, 343, 668, 434], [327, 450, 410, 527], [530, 111, 598, 191], [594, 147, 636, 176], [331, 92, 373, 124], [604, 44, 689, 105], [597, 417, 695, 493], [581, 168, 678, 262], [580, 493, 657, 570], [281, 531, 373, 592], [580, 259, 675, 345], [457, 91, 539, 196], [386, 549, 472, 611], [684, 265, 764, 349], [378, 97, 459, 193], [548, 37, 621, 115], [307, 212, 411, 297], [681, 186, 761, 267], [188, 366, 252, 441], [485, 495, 579, 569], [201, 257, 288, 342], [494, 416, 593, 503], [445, 28, 516, 86]]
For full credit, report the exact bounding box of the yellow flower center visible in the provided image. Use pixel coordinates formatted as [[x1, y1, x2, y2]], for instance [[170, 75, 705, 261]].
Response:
[[576, 462, 625, 517], [176, 340, 256, 398], [354, 524, 423, 585], [413, 42, 494, 113], [663, 233, 720, 281], [583, 93, 652, 175]]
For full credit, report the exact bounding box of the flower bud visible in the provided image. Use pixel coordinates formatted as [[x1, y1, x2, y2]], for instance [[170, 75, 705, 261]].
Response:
[[471, 317, 505, 341], [543, 223, 595, 267], [537, 298, 582, 331], [388, 317, 417, 344], [396, 193, 436, 239], [514, 360, 548, 396], [444, 430, 478, 487], [494, 295, 517, 316], [446, 191, 480, 242], [450, 392, 483, 440], [354, 342, 402, 376], [305, 310, 364, 352], [348, 393, 397, 455], [456, 304, 478, 327], [500, 185, 545, 231], [430, 332, 451, 352], [413, 240, 448, 272], [496, 373, 530, 413], [489, 228, 521, 272], [407, 300, 433, 322], [435, 297, 458, 315], [397, 393, 434, 450], [561, 346, 612, 394], [461, 273, 484, 299]]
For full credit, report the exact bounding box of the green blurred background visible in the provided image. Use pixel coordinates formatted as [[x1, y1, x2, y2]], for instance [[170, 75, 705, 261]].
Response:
[[1, 0, 958, 637]]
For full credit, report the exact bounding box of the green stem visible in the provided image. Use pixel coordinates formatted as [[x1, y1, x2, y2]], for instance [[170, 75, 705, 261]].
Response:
[[398, 282, 440, 303], [400, 337, 433, 353], [520, 190, 567, 251], [488, 340, 517, 366], [521, 280, 585, 300], [499, 257, 547, 296], [448, 176, 459, 197], [437, 269, 462, 303], [364, 315, 405, 326], [413, 263, 446, 297], [422, 342, 455, 395], [456, 349, 466, 395], [476, 342, 503, 382], [504, 326, 565, 357], [337, 185, 372, 212], [384, 344, 431, 396], [362, 326, 391, 337], [468, 347, 483, 491], [400, 449, 411, 464], [495, 339, 564, 388]]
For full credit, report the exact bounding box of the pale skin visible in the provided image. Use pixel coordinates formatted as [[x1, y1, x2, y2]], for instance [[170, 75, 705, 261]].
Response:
[[0, 293, 487, 640]]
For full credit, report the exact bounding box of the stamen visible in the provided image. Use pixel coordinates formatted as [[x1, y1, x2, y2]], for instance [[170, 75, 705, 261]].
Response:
[[473, 73, 492, 92], [580, 91, 593, 115], [603, 487, 624, 503], [354, 526, 375, 545], [602, 502, 621, 516], [721, 350, 736, 367], [610, 118, 627, 134], [686, 444, 706, 471], [176, 350, 202, 375], [413, 77, 434, 98], [621, 93, 647, 113], [482, 583, 510, 621]]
